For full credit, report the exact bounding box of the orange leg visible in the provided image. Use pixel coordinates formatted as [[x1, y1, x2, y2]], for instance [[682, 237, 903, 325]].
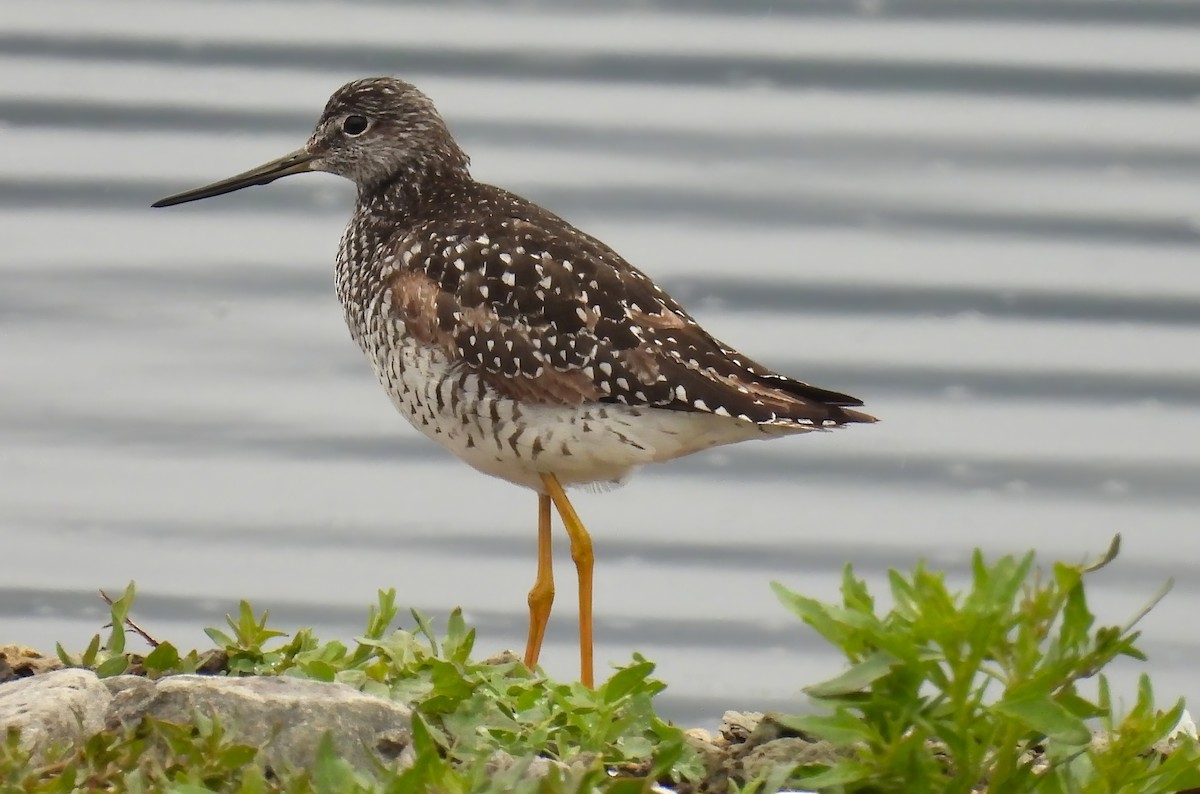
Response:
[[523, 493, 554, 670], [540, 472, 594, 688]]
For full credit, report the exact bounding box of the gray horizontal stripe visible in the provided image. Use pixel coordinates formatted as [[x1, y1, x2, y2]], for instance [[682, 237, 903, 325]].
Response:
[[3, 178, 1197, 248], [0, 586, 802, 652], [673, 277, 1200, 328], [70, 520, 1184, 587], [9, 264, 1200, 327], [335, 0, 1200, 26], [782, 363, 1200, 408], [633, 0, 1200, 25], [6, 410, 1196, 503], [4, 34, 1200, 101], [6, 98, 1200, 176]]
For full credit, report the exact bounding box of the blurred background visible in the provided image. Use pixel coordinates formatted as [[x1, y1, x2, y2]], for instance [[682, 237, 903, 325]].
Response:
[[2, 1, 1199, 726]]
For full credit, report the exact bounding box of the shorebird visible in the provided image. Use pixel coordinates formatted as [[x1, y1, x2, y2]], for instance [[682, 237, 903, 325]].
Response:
[[153, 77, 875, 687]]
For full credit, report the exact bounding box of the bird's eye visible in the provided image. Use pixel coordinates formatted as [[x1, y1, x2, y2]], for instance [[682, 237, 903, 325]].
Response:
[[342, 115, 369, 136]]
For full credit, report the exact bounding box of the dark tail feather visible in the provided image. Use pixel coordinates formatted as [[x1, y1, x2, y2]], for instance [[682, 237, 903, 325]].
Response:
[[829, 405, 878, 424], [759, 375, 876, 424], [772, 376, 871, 408]]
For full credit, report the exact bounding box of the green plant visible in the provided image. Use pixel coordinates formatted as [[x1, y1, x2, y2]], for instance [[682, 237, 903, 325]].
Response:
[[13, 537, 1199, 793], [32, 586, 699, 792], [772, 535, 1200, 793]]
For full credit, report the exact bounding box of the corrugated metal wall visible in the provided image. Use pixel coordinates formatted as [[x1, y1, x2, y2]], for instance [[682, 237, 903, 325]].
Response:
[[3, 1, 1198, 724]]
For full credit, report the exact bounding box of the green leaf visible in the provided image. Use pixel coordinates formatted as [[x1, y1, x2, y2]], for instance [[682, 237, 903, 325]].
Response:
[[410, 609, 440, 656], [416, 710, 440, 750], [602, 660, 656, 705], [143, 641, 181, 673], [311, 732, 353, 794], [107, 621, 126, 656], [647, 733, 688, 781], [840, 563, 875, 614], [793, 758, 875, 788], [204, 627, 235, 648], [776, 711, 877, 746], [54, 641, 75, 667], [803, 650, 900, 698], [1055, 690, 1104, 721], [301, 659, 338, 682], [981, 551, 1034, 611], [94, 654, 129, 678], [367, 589, 398, 638], [101, 581, 139, 657], [219, 743, 259, 769], [887, 570, 920, 620], [991, 691, 1091, 745], [771, 582, 853, 647], [80, 633, 101, 666], [442, 608, 476, 665], [1119, 577, 1173, 636], [1080, 533, 1121, 573]]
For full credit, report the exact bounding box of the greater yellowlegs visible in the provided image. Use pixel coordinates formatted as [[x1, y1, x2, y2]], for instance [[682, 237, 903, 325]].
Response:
[[152, 77, 876, 687]]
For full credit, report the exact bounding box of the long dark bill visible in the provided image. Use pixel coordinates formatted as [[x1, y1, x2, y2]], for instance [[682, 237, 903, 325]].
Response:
[[151, 149, 315, 208]]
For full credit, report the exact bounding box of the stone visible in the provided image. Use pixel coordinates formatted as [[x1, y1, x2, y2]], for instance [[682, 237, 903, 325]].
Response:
[[0, 668, 111, 762], [105, 674, 412, 773], [738, 737, 841, 782], [740, 711, 811, 751], [683, 727, 729, 790], [0, 645, 63, 683], [719, 711, 763, 746], [374, 725, 413, 763], [479, 649, 521, 667], [101, 674, 155, 699], [485, 748, 567, 780]]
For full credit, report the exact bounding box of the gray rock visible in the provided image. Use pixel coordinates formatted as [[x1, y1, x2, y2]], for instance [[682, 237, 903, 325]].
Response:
[[720, 710, 763, 746], [101, 674, 155, 699], [683, 727, 729, 789], [374, 725, 413, 763], [106, 674, 412, 773], [741, 711, 811, 750], [738, 736, 841, 782], [0, 668, 112, 762]]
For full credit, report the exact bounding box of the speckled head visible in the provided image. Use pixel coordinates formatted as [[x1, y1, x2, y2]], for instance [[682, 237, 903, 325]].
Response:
[[309, 77, 470, 189], [151, 76, 470, 208]]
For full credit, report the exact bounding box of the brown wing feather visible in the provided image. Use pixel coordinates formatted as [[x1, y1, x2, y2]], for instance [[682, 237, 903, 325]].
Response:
[[385, 185, 874, 427], [389, 269, 601, 404]]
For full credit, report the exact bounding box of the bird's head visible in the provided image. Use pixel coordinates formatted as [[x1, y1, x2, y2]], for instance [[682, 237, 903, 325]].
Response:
[[152, 77, 469, 208]]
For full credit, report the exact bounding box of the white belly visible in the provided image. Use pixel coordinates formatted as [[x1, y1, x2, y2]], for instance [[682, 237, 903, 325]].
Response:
[[367, 336, 806, 491]]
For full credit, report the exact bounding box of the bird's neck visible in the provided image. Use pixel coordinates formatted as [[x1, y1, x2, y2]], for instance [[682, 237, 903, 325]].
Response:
[[337, 163, 474, 353], [356, 160, 471, 226]]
